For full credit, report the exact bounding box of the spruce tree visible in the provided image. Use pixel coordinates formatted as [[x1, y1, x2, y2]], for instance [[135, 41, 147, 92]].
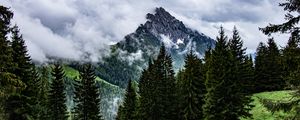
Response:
[[254, 42, 269, 92], [258, 1, 300, 118], [138, 45, 177, 120], [0, 6, 23, 118], [48, 64, 68, 120], [116, 80, 138, 120], [73, 64, 102, 120], [265, 38, 284, 90], [260, 0, 300, 36], [177, 50, 205, 120], [282, 33, 300, 86], [228, 27, 253, 118], [137, 60, 155, 120], [7, 25, 40, 120], [203, 27, 237, 120], [153, 44, 177, 120], [255, 39, 284, 91]]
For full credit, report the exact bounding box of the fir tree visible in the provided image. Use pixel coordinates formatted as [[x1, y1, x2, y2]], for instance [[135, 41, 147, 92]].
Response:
[[255, 38, 284, 91], [138, 45, 177, 120], [266, 38, 284, 90], [282, 33, 300, 86], [137, 59, 155, 120], [48, 64, 68, 120], [6, 25, 39, 120], [73, 64, 102, 120], [254, 42, 269, 92], [258, 1, 300, 118], [228, 27, 253, 118], [260, 0, 300, 36], [116, 80, 138, 120], [177, 50, 205, 120], [0, 7, 24, 111], [203, 27, 237, 120]]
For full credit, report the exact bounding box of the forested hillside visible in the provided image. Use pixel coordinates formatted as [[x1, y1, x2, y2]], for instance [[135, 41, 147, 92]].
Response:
[[1, 0, 300, 120]]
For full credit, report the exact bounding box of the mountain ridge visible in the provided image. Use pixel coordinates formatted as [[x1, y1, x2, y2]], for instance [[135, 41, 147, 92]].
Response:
[[97, 7, 215, 87]]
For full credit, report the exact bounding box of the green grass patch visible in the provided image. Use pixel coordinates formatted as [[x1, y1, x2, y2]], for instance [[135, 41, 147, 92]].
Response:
[[242, 90, 294, 120], [63, 65, 120, 89]]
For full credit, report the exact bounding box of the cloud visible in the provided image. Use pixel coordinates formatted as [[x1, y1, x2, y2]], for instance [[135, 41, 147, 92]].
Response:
[[0, 0, 289, 62]]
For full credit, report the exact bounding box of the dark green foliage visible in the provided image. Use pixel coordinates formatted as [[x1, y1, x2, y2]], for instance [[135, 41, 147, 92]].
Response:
[[73, 64, 102, 120], [228, 27, 253, 118], [255, 38, 284, 92], [259, 1, 300, 119], [116, 80, 138, 120], [137, 60, 154, 120], [138, 45, 177, 120], [260, 0, 300, 35], [5, 25, 39, 120], [203, 27, 233, 119], [254, 42, 269, 92], [177, 50, 205, 120], [48, 64, 68, 120], [282, 33, 300, 87], [203, 27, 252, 119], [0, 6, 24, 105]]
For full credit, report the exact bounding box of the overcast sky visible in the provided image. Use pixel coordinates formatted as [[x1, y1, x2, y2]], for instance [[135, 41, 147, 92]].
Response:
[[1, 0, 288, 62]]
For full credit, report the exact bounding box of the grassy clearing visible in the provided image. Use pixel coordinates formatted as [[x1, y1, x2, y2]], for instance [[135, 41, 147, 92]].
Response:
[[63, 65, 121, 89], [242, 90, 294, 120]]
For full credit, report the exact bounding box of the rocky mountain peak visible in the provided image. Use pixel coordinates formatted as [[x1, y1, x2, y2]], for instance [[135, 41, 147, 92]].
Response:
[[144, 7, 189, 41]]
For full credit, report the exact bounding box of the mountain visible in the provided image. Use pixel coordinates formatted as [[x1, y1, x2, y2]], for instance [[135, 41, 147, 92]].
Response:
[[97, 7, 215, 88]]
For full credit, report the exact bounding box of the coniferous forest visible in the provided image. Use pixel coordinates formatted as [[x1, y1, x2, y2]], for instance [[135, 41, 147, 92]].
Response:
[[1, 0, 300, 120]]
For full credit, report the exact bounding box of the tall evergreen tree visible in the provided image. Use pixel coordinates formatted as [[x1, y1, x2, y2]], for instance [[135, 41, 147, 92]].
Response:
[[228, 27, 253, 118], [73, 64, 102, 120], [266, 38, 284, 90], [6, 25, 40, 120], [177, 50, 205, 120], [138, 45, 177, 120], [260, 0, 300, 36], [254, 42, 269, 92], [282, 33, 300, 86], [255, 38, 284, 92], [48, 64, 68, 120], [116, 80, 138, 120], [0, 8, 25, 118], [203, 27, 238, 120], [137, 59, 155, 120]]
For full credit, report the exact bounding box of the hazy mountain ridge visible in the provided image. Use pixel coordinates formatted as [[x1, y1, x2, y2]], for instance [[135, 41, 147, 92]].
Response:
[[97, 7, 215, 87]]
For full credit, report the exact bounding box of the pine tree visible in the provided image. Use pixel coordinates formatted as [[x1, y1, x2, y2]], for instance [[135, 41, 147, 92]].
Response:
[[203, 27, 237, 120], [254, 42, 269, 92], [0, 8, 25, 118], [255, 39, 283, 92], [73, 64, 102, 120], [137, 60, 154, 120], [228, 27, 253, 118], [48, 64, 68, 120], [6, 25, 40, 120], [153, 44, 177, 120], [266, 38, 284, 91], [260, 0, 300, 36], [116, 80, 138, 120], [258, 1, 300, 118], [282, 33, 300, 86], [137, 45, 177, 120], [177, 50, 205, 120]]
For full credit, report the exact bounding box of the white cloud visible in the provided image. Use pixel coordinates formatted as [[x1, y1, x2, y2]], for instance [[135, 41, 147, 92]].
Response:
[[0, 0, 289, 62]]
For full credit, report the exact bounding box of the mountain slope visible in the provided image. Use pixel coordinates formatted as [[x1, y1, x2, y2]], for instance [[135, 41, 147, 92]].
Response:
[[97, 7, 215, 87]]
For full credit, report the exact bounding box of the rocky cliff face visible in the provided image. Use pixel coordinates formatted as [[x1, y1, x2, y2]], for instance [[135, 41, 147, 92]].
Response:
[[115, 7, 215, 70], [97, 7, 215, 88]]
